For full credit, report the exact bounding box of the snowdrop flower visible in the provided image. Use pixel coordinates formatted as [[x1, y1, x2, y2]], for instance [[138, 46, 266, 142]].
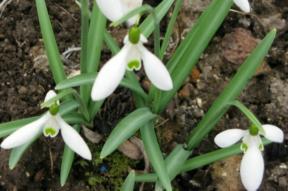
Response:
[[1, 90, 92, 160], [234, 0, 251, 13], [214, 124, 284, 191], [91, 27, 173, 101], [96, 0, 143, 26]]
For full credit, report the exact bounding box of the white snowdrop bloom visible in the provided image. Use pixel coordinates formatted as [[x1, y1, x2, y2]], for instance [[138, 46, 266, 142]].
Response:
[[96, 0, 143, 26], [1, 90, 92, 160], [91, 27, 173, 101], [234, 0, 251, 13], [214, 124, 284, 191]]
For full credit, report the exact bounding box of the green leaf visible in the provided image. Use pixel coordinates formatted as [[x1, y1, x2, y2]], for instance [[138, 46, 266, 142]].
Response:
[[186, 29, 276, 150], [35, 0, 66, 84], [60, 125, 80, 186], [9, 136, 39, 169], [111, 5, 154, 27], [140, 122, 172, 191], [152, 0, 234, 113], [59, 100, 79, 115], [84, 3, 107, 108], [0, 117, 38, 138], [135, 145, 191, 185], [100, 108, 156, 158], [55, 73, 148, 100], [160, 0, 183, 59], [121, 171, 136, 191], [87, 4, 106, 72], [139, 0, 174, 37], [79, 0, 90, 104], [134, 140, 271, 183]]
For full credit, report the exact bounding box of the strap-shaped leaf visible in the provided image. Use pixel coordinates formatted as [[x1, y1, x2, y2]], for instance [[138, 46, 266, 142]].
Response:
[[135, 140, 271, 183], [140, 122, 172, 191], [100, 108, 156, 159], [9, 136, 39, 169], [0, 117, 38, 138], [139, 0, 174, 37], [151, 0, 234, 113], [186, 29, 276, 150], [121, 171, 136, 191], [35, 0, 66, 84]]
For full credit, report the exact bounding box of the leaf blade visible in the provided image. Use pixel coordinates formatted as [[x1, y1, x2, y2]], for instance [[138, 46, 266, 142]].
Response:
[[100, 108, 156, 159]]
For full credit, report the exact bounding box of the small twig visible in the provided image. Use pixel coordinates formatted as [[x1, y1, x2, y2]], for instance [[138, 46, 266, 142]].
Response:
[[62, 46, 81, 59]]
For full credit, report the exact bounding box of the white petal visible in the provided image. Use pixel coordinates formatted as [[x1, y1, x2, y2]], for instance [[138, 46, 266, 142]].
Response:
[[214, 129, 246, 148], [44, 90, 57, 102], [121, 0, 143, 26], [262, 124, 284, 143], [234, 0, 251, 13], [57, 116, 92, 160], [1, 114, 49, 149], [91, 45, 129, 101], [140, 34, 148, 43], [140, 46, 173, 91], [126, 45, 142, 71], [124, 34, 147, 45], [240, 145, 264, 191], [43, 115, 60, 138], [96, 0, 124, 22]]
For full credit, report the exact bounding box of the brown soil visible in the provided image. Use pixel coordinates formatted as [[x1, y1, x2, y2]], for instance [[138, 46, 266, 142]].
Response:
[[0, 0, 287, 190]]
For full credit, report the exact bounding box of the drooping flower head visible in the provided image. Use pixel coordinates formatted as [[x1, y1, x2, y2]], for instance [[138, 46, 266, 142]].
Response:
[[1, 90, 92, 160], [234, 0, 251, 13], [96, 0, 143, 26], [214, 124, 284, 191], [91, 27, 173, 101]]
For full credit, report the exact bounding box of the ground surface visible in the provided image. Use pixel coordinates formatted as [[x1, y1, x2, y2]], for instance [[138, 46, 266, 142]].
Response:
[[0, 0, 287, 190]]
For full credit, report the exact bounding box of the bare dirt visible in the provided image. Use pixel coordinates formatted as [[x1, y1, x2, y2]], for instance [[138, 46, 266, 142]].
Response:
[[0, 0, 287, 190]]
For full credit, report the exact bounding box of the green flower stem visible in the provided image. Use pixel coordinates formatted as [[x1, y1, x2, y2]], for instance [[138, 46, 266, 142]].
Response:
[[230, 100, 264, 132]]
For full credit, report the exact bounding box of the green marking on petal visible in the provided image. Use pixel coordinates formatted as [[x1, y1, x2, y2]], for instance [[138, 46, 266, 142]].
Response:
[[259, 144, 264, 151], [43, 126, 59, 138], [240, 143, 248, 152], [127, 60, 141, 71]]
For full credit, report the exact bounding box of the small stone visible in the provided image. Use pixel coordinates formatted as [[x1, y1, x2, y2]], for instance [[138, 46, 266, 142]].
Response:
[[278, 177, 287, 187], [179, 84, 192, 98], [190, 68, 201, 81], [18, 86, 28, 94]]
